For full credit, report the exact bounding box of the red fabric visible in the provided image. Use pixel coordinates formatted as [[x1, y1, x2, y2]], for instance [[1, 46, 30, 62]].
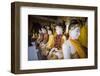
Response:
[[43, 33, 49, 43], [39, 33, 44, 42], [54, 35, 62, 49]]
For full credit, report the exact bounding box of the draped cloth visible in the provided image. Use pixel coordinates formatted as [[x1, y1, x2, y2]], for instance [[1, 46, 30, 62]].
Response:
[[54, 35, 62, 49], [46, 35, 54, 49], [79, 25, 88, 48], [54, 35, 66, 49], [70, 39, 86, 58], [47, 35, 66, 59]]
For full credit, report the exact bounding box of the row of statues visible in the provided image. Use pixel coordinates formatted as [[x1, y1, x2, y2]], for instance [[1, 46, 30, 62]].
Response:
[[30, 19, 88, 60]]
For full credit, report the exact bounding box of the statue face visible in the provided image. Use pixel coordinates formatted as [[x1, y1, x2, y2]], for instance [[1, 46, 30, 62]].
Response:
[[69, 26, 80, 39], [41, 28, 46, 33], [39, 30, 42, 33], [56, 26, 63, 35], [48, 30, 52, 35]]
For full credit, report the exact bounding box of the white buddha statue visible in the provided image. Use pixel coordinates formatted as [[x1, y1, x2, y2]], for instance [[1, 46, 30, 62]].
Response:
[[62, 19, 86, 59]]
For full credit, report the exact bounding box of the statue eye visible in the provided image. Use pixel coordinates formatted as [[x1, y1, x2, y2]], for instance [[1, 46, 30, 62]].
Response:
[[77, 30, 79, 32]]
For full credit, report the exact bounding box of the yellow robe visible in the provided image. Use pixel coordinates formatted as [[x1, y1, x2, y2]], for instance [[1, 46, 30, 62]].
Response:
[[46, 35, 54, 49], [47, 35, 66, 59], [70, 39, 86, 58], [79, 25, 88, 48]]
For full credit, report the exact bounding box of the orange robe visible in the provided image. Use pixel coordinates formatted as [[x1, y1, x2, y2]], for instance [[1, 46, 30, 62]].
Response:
[[70, 39, 86, 58]]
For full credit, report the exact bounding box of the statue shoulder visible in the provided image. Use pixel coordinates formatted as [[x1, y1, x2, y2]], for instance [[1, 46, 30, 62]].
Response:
[[62, 40, 70, 48]]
